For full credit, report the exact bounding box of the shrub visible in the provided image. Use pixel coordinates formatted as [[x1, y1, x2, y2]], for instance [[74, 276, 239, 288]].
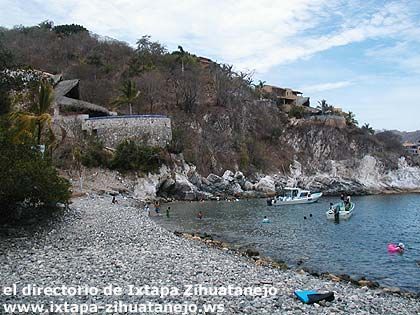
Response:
[[288, 106, 305, 119], [111, 140, 163, 173], [167, 127, 184, 154], [81, 139, 112, 168], [0, 129, 70, 221]]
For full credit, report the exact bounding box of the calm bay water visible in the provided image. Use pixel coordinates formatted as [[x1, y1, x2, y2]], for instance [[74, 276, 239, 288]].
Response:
[[154, 194, 420, 293]]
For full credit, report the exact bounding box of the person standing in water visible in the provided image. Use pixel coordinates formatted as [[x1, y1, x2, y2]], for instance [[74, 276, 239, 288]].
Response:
[[155, 201, 161, 215], [197, 211, 203, 219], [166, 206, 171, 218]]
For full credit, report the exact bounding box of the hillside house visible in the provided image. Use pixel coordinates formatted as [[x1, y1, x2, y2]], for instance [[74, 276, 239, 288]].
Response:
[[262, 85, 310, 107], [403, 141, 420, 155], [197, 56, 213, 68]]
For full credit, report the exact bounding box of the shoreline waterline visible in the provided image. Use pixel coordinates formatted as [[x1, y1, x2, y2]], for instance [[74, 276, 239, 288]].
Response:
[[169, 229, 419, 297], [153, 194, 420, 294]]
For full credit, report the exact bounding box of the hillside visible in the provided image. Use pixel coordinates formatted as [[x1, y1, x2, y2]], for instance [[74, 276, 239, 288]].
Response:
[[390, 130, 420, 143], [1, 22, 418, 197]]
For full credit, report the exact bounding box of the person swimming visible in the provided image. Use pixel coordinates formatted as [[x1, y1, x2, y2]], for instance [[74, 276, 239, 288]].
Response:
[[262, 216, 270, 223]]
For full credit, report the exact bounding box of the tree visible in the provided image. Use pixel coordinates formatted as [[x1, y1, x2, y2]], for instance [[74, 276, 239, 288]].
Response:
[[345, 111, 358, 127], [11, 80, 55, 145], [112, 80, 140, 115], [137, 70, 162, 114], [130, 35, 167, 73], [176, 71, 199, 113], [172, 45, 195, 73], [176, 45, 186, 73], [361, 123, 374, 135], [0, 125, 70, 221], [253, 80, 266, 100], [317, 99, 333, 115], [53, 24, 88, 36]]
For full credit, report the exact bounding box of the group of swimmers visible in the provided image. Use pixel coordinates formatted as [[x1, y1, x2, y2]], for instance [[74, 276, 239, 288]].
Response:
[[143, 201, 171, 218]]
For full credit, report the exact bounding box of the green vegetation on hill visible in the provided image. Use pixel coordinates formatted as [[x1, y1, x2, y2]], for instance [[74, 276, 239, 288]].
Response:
[[0, 22, 412, 176], [0, 121, 70, 222]]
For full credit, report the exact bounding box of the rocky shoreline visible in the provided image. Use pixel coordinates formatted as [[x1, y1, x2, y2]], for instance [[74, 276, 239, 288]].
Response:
[[68, 154, 420, 202], [176, 231, 419, 298], [1, 195, 419, 314]]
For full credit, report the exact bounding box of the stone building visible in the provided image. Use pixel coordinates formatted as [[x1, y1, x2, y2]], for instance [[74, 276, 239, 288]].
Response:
[[82, 115, 172, 148], [51, 76, 172, 148]]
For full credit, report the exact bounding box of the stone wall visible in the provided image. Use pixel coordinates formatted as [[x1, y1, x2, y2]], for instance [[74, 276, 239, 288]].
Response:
[[82, 115, 172, 148]]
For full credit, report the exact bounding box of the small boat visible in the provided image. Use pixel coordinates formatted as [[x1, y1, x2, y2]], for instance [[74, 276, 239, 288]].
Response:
[[387, 243, 404, 253], [267, 187, 322, 206], [326, 202, 355, 219]]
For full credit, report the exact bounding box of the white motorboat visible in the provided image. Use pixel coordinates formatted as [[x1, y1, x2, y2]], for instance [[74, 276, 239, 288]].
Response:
[[326, 202, 355, 219], [267, 187, 323, 206]]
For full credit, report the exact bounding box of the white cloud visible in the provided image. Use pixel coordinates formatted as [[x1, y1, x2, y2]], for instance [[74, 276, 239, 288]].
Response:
[[1, 0, 419, 74], [303, 81, 353, 93]]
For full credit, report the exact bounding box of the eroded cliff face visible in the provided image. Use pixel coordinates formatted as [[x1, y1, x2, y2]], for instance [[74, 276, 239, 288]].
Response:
[[283, 156, 420, 195], [70, 153, 420, 201], [72, 123, 420, 200], [280, 122, 400, 173]]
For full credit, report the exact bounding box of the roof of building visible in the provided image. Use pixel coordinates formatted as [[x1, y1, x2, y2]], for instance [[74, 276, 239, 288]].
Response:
[[296, 96, 310, 106], [54, 79, 109, 115], [57, 96, 110, 115], [54, 79, 79, 98], [263, 85, 302, 95]]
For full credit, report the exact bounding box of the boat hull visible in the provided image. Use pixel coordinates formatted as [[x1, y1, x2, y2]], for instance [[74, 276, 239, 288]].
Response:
[[326, 202, 355, 219], [271, 193, 323, 206]]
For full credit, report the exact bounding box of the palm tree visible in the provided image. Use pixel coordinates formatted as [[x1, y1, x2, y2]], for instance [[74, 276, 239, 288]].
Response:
[[253, 80, 266, 100], [317, 99, 333, 115], [112, 80, 140, 115], [362, 123, 374, 135], [345, 111, 358, 126], [11, 80, 54, 146], [177, 45, 186, 73]]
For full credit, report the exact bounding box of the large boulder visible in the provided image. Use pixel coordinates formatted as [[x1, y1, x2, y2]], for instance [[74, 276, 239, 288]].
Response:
[[234, 171, 244, 180], [255, 176, 276, 193], [243, 181, 255, 191], [207, 174, 223, 183], [134, 174, 160, 200], [222, 170, 235, 182], [171, 174, 197, 200], [227, 182, 243, 195], [205, 174, 230, 194]]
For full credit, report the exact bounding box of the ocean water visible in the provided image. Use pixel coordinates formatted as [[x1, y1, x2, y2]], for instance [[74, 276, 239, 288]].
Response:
[[154, 194, 420, 293]]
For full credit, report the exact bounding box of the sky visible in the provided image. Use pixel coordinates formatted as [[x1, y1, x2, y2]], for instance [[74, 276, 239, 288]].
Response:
[[1, 0, 420, 131]]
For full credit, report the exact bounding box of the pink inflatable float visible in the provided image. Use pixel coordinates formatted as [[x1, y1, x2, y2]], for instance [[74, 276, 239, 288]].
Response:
[[387, 243, 404, 253]]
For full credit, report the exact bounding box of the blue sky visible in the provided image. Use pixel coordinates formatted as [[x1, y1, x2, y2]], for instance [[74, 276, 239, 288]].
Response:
[[1, 0, 420, 131]]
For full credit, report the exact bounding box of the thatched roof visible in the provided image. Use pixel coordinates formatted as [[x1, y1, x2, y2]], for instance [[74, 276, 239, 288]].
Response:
[[54, 79, 79, 97], [57, 97, 110, 115], [54, 79, 109, 115]]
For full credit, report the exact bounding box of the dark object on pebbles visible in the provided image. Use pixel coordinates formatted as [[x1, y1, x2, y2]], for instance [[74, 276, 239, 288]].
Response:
[[245, 248, 259, 257], [294, 290, 335, 304]]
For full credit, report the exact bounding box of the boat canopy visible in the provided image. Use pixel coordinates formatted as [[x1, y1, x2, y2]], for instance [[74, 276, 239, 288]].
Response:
[[280, 187, 312, 198]]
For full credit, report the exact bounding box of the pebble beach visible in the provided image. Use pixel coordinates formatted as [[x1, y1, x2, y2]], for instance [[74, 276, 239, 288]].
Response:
[[1, 195, 419, 314]]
